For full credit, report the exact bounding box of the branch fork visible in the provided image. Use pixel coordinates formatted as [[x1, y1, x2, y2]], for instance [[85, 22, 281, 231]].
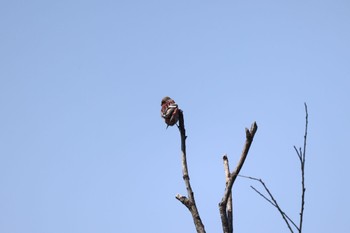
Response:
[[219, 122, 258, 233], [176, 110, 206, 233], [173, 109, 259, 233], [250, 103, 308, 233]]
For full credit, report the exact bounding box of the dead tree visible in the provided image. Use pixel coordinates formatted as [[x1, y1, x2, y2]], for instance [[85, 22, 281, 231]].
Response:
[[173, 108, 258, 233], [164, 101, 308, 233]]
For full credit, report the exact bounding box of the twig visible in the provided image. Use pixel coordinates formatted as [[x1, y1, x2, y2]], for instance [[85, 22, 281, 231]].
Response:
[[249, 103, 308, 233], [298, 103, 308, 233], [219, 122, 258, 233], [250, 180, 298, 233], [232, 174, 299, 230], [175, 110, 206, 233], [292, 103, 308, 233]]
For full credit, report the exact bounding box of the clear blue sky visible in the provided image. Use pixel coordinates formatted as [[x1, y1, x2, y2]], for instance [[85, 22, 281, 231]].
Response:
[[1, 1, 349, 232]]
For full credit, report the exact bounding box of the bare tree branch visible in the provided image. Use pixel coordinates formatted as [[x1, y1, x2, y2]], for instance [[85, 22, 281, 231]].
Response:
[[250, 180, 298, 233], [249, 103, 309, 233], [175, 110, 206, 233], [298, 103, 308, 233], [250, 185, 276, 207], [294, 146, 302, 162], [219, 122, 258, 233], [223, 155, 233, 233]]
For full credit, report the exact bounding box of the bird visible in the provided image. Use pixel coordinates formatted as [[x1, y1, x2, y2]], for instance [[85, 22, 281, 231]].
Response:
[[160, 96, 179, 128]]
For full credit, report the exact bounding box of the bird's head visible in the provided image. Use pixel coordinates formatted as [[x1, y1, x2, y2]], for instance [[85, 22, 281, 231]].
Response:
[[161, 96, 172, 106]]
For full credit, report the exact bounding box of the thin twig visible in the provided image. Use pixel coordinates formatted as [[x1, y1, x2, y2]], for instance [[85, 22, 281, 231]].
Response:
[[232, 174, 299, 230], [250, 186, 276, 207], [298, 103, 308, 233], [294, 146, 302, 162], [249, 103, 308, 233], [250, 181, 299, 232]]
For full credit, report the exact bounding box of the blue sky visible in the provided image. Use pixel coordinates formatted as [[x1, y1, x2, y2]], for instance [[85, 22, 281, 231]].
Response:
[[0, 1, 349, 232]]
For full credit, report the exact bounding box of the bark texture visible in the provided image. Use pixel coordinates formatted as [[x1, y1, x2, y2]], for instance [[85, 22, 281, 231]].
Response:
[[219, 122, 258, 233], [175, 110, 206, 233]]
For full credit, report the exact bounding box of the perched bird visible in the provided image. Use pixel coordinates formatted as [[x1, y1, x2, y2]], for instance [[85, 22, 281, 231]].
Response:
[[160, 96, 179, 128]]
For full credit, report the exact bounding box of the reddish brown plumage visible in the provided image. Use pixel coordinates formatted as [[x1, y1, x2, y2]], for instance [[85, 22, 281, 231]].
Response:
[[160, 96, 179, 127]]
